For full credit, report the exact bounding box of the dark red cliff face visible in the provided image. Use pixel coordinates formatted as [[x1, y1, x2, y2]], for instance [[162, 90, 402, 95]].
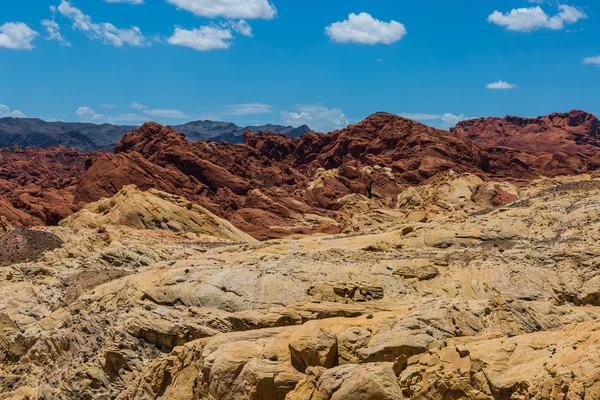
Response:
[[0, 146, 96, 226], [289, 112, 489, 180], [3, 110, 600, 239], [452, 110, 600, 155], [449, 110, 600, 181]]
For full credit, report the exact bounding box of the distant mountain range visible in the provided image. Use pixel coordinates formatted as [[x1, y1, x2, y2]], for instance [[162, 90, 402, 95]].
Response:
[[0, 118, 312, 151]]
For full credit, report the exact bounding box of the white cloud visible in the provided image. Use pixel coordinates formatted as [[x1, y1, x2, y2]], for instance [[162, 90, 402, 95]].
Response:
[[325, 13, 406, 45], [488, 5, 586, 32], [0, 22, 38, 50], [224, 103, 273, 116], [583, 55, 600, 66], [41, 19, 71, 46], [57, 0, 147, 47], [103, 0, 144, 4], [440, 113, 468, 126], [76, 106, 104, 122], [0, 105, 26, 118], [166, 0, 276, 19], [168, 19, 256, 51], [222, 20, 253, 37], [399, 112, 469, 129], [280, 105, 349, 132], [73, 105, 188, 124], [168, 26, 234, 51], [486, 80, 518, 89], [129, 101, 148, 110], [143, 109, 190, 119]]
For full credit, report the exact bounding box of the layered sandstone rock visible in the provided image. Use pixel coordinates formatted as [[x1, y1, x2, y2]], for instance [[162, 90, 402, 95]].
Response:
[[62, 185, 255, 242], [2, 173, 600, 398], [399, 320, 600, 399], [4, 112, 600, 399]]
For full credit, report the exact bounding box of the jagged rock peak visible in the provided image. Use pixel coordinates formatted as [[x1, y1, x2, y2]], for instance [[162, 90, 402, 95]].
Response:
[[114, 122, 187, 154]]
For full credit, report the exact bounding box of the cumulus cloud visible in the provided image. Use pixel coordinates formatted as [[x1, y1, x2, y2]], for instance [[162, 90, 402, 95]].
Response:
[[41, 19, 71, 46], [399, 112, 469, 129], [168, 18, 257, 51], [0, 22, 38, 50], [168, 26, 234, 51], [76, 106, 104, 122], [143, 109, 190, 119], [488, 5, 587, 32], [57, 0, 147, 47], [325, 13, 406, 45], [486, 80, 518, 89], [0, 105, 26, 118], [166, 0, 276, 19], [224, 103, 273, 116], [280, 105, 349, 133], [583, 56, 600, 66], [440, 113, 468, 126]]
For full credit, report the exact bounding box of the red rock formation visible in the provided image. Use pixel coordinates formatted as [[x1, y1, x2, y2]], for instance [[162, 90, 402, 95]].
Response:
[[4, 110, 600, 238], [290, 112, 489, 182], [76, 123, 315, 239], [0, 146, 94, 226], [453, 110, 600, 156], [73, 112, 600, 238], [451, 110, 600, 181], [74, 115, 500, 238]]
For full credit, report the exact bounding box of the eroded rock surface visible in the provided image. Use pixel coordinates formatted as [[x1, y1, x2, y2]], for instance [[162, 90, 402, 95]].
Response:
[[73, 112, 600, 239], [62, 185, 255, 242], [0, 146, 94, 226], [3, 112, 600, 399], [3, 111, 600, 240], [1, 173, 600, 399]]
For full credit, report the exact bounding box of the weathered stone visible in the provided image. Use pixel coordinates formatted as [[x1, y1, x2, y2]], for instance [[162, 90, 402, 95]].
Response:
[[394, 265, 439, 281], [289, 328, 338, 372]]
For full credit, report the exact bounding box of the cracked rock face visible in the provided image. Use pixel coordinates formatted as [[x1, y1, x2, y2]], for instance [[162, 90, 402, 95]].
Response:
[[4, 172, 600, 399]]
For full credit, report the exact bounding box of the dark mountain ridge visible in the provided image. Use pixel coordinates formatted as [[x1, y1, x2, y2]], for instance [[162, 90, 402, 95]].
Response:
[[0, 117, 312, 151]]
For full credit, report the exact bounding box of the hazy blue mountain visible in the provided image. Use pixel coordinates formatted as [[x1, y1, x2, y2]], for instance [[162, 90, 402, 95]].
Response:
[[174, 120, 311, 143], [0, 118, 313, 151]]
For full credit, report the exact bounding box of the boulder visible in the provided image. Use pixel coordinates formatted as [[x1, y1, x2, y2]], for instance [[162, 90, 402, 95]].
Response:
[[289, 328, 338, 372]]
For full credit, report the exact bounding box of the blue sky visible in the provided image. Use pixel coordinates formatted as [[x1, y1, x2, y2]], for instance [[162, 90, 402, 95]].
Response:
[[0, 0, 598, 131]]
